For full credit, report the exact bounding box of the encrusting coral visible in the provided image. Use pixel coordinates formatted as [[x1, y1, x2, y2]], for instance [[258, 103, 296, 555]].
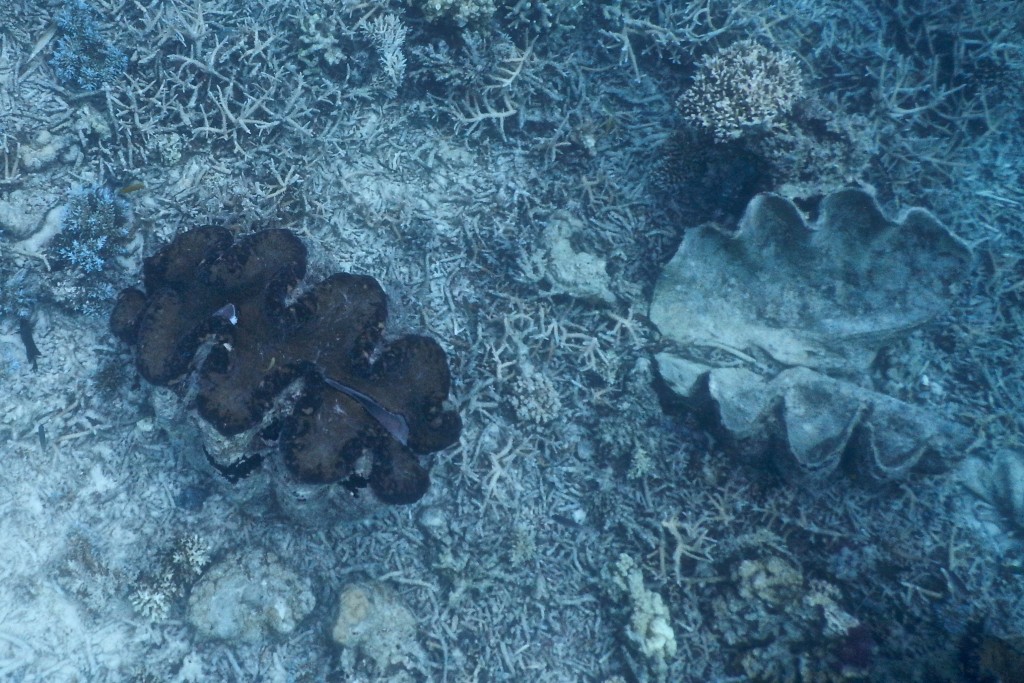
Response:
[[110, 226, 461, 506]]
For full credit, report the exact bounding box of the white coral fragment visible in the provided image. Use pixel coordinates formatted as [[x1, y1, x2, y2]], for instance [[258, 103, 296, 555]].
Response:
[[613, 554, 677, 672], [532, 212, 616, 304], [130, 583, 172, 621]]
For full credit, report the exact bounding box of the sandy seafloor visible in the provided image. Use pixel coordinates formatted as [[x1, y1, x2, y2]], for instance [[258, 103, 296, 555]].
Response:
[[1, 0, 1023, 681]]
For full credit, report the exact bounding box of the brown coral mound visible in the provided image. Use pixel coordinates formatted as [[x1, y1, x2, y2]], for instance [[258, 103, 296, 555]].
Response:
[[111, 227, 461, 505]]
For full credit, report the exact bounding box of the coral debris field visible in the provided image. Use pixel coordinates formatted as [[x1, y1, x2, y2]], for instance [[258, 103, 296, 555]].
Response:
[[1, 0, 1023, 681]]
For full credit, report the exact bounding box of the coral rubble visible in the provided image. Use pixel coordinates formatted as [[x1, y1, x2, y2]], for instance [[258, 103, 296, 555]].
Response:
[[332, 581, 427, 680], [187, 549, 315, 642]]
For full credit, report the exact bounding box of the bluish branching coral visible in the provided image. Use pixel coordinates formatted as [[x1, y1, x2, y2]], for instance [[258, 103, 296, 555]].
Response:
[[49, 0, 128, 91], [51, 186, 132, 273], [48, 185, 134, 317]]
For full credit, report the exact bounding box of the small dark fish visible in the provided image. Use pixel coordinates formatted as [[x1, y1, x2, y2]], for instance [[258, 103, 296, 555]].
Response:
[[37, 424, 46, 451], [118, 181, 145, 195], [18, 317, 40, 371], [319, 372, 410, 446]]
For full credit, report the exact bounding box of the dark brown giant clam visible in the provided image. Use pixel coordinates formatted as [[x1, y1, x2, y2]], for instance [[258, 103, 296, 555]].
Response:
[[111, 226, 461, 506]]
